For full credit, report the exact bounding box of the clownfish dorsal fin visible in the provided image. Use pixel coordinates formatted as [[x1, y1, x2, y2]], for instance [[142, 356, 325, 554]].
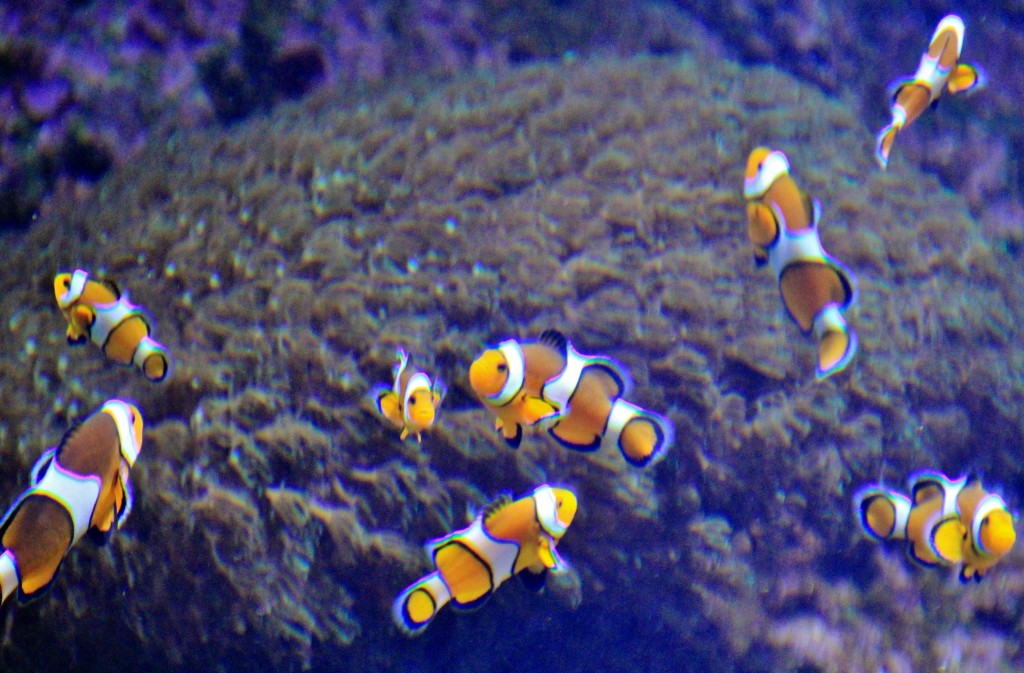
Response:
[[964, 472, 981, 488], [55, 417, 88, 460], [538, 329, 568, 357], [100, 278, 122, 299], [481, 493, 513, 525], [911, 475, 944, 505]]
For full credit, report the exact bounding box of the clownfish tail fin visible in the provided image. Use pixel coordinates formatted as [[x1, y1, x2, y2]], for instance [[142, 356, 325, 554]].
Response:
[[875, 123, 899, 169], [393, 572, 451, 636], [854, 486, 911, 541], [605, 399, 673, 468]]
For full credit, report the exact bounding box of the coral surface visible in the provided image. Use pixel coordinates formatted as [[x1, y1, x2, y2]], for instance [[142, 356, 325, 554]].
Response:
[[0, 44, 1022, 673]]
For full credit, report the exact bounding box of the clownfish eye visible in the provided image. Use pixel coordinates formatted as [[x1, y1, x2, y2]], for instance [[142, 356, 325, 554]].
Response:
[[62, 278, 70, 288], [408, 398, 416, 406], [497, 363, 507, 373]]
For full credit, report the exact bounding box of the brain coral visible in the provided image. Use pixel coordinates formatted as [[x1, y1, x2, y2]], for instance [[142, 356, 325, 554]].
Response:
[[0, 48, 1021, 673]]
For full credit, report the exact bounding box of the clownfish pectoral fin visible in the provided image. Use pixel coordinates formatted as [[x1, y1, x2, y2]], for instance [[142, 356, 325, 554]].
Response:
[[959, 564, 985, 584], [86, 505, 118, 546], [929, 515, 966, 565], [504, 423, 523, 449], [375, 390, 403, 429], [393, 572, 452, 636], [519, 395, 559, 426], [399, 428, 411, 442], [537, 535, 567, 572], [948, 63, 986, 95], [65, 324, 88, 346], [71, 305, 95, 331], [519, 565, 549, 592], [431, 380, 447, 410]]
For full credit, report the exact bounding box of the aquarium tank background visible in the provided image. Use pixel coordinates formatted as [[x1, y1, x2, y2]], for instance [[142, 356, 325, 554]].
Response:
[[0, 1, 1022, 672]]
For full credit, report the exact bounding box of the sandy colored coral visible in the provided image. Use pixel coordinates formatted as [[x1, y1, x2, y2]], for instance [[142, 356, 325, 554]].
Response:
[[0, 41, 1020, 673]]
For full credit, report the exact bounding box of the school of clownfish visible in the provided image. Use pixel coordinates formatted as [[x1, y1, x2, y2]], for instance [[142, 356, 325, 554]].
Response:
[[0, 14, 1014, 640]]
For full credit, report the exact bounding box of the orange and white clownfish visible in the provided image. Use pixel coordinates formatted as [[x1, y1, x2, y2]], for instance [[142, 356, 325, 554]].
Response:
[[876, 14, 986, 169], [855, 470, 1016, 582], [373, 347, 446, 442], [468, 330, 672, 467], [743, 147, 858, 380], [54, 269, 171, 383], [393, 484, 577, 635], [0, 399, 143, 605]]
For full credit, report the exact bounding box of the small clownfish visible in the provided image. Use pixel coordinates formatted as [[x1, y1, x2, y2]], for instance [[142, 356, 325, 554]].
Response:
[[855, 470, 1016, 582], [743, 147, 858, 380], [0, 399, 143, 605], [54, 269, 171, 383], [393, 484, 577, 635], [373, 347, 446, 442], [876, 14, 986, 169], [468, 329, 673, 467]]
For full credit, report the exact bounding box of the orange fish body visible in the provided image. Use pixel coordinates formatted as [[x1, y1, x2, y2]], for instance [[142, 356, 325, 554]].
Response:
[[743, 148, 857, 379], [0, 399, 143, 604], [393, 485, 577, 635], [468, 330, 672, 467], [855, 471, 1016, 582], [876, 15, 985, 168], [374, 348, 445, 442], [54, 269, 171, 382]]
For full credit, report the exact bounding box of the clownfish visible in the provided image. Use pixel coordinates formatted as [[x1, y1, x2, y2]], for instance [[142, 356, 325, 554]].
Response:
[[54, 269, 171, 383], [876, 14, 986, 169], [0, 399, 143, 604], [743, 147, 858, 379], [373, 347, 446, 442], [393, 484, 577, 635], [855, 471, 1016, 582], [468, 330, 672, 467]]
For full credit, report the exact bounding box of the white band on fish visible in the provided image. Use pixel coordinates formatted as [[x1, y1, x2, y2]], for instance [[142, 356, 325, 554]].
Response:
[[0, 550, 18, 603], [57, 269, 90, 309], [488, 340, 526, 407], [812, 304, 847, 341], [445, 516, 519, 588], [132, 336, 165, 375], [888, 492, 913, 538], [743, 150, 790, 199], [533, 485, 569, 538], [403, 372, 432, 425], [103, 399, 141, 467], [32, 460, 102, 545], [90, 299, 143, 348], [542, 343, 588, 414], [972, 494, 1009, 556]]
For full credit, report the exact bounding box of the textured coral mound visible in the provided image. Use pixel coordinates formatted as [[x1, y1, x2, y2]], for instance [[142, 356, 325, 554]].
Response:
[[0, 51, 1021, 673]]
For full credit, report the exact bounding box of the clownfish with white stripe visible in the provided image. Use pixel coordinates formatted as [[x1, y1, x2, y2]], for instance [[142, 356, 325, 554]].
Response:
[[393, 484, 577, 635], [54, 269, 171, 383], [0, 399, 143, 604], [876, 14, 986, 169], [373, 347, 445, 442], [744, 147, 858, 379], [468, 330, 672, 467], [855, 470, 1016, 582]]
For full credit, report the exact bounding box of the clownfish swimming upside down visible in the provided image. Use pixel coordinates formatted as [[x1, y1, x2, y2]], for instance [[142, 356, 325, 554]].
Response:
[[468, 330, 673, 467], [0, 399, 143, 604], [393, 484, 577, 635], [875, 14, 985, 169], [855, 470, 1016, 582], [373, 347, 446, 442], [54, 269, 171, 383], [744, 147, 858, 380]]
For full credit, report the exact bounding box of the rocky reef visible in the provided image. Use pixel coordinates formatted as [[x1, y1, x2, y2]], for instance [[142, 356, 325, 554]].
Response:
[[0, 35, 1022, 673]]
